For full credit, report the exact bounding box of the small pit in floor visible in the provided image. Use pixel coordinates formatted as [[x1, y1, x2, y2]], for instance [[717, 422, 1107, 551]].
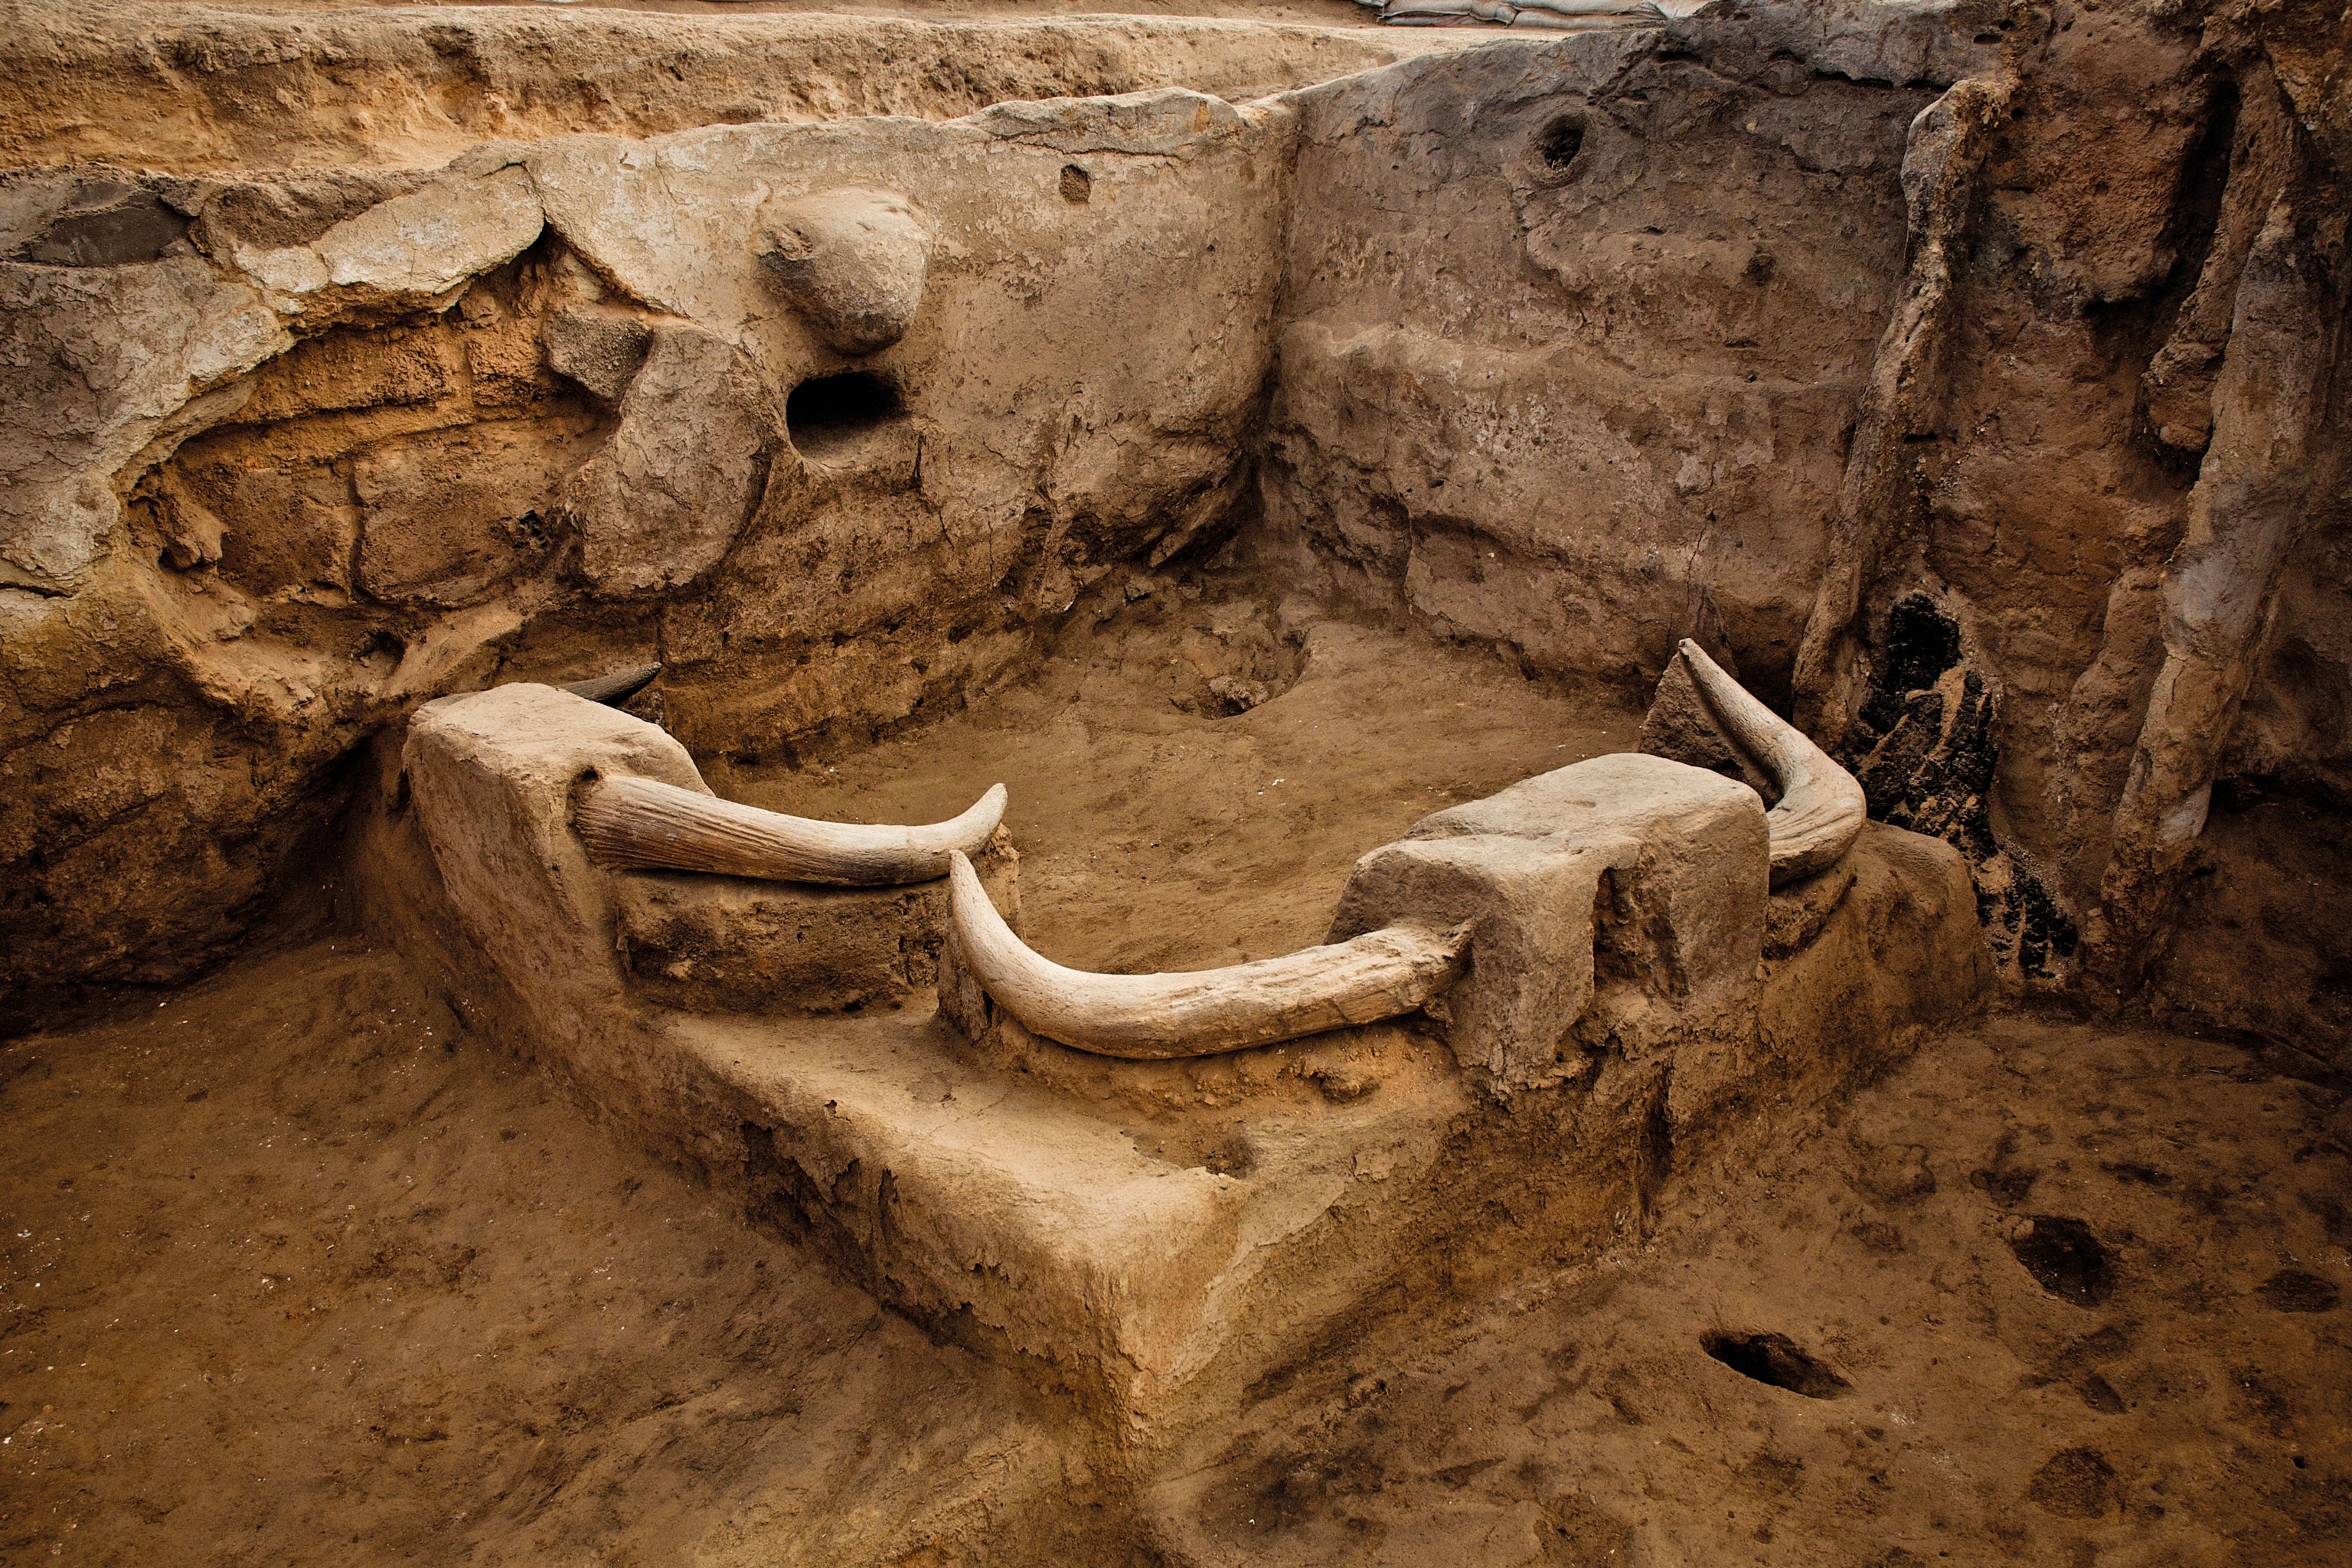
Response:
[[2010, 1215, 2115, 1305], [1701, 1331, 1852, 1399]]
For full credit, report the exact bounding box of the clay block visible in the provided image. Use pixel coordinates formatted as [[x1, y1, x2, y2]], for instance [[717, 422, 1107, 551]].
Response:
[[614, 835, 1020, 1014], [1328, 752, 1768, 1093], [543, 304, 651, 404]]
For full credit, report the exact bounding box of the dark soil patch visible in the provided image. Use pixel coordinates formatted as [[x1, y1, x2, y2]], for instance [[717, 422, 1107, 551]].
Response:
[[2027, 1446, 2117, 1518], [2256, 1269, 2342, 1313], [2011, 1215, 2115, 1305], [1702, 1331, 1852, 1399]]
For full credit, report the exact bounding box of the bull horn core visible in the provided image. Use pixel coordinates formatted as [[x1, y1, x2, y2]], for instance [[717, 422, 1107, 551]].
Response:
[[1675, 638, 1867, 886], [576, 774, 1005, 887], [945, 850, 1466, 1060]]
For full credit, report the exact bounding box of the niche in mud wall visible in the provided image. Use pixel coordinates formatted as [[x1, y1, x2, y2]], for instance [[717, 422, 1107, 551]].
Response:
[[786, 371, 910, 466]]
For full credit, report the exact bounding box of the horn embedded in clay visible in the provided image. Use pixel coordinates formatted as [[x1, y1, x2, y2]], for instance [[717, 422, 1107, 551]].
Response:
[[946, 850, 1467, 1059], [574, 774, 1005, 887], [1673, 638, 1867, 887], [559, 662, 662, 707]]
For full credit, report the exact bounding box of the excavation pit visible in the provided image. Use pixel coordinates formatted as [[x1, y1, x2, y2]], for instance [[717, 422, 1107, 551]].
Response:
[[5, 0, 2347, 1558]]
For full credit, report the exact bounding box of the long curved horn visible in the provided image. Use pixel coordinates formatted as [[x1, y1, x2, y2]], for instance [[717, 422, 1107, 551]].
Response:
[[946, 850, 1465, 1059], [1674, 638, 1867, 886], [575, 775, 1005, 887]]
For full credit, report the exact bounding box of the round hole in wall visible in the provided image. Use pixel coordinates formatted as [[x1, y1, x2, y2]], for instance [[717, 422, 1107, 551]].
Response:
[[1531, 112, 1586, 178], [786, 370, 906, 464]]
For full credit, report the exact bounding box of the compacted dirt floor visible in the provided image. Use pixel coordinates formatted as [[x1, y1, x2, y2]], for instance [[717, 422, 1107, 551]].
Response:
[[709, 586, 1643, 972], [4, 599, 2347, 1563]]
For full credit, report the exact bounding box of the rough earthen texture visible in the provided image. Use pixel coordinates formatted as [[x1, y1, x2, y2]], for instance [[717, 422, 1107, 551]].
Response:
[[0, 1, 1452, 172], [1253, 0, 2350, 1040], [5, 941, 2340, 1564], [6, 0, 2341, 1051], [0, 0, 2344, 1559], [0, 79, 1295, 1027]]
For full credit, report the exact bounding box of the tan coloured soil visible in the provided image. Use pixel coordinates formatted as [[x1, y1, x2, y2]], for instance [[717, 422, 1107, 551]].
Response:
[[707, 590, 1642, 972], [4, 602, 2347, 1563], [193, 1, 1391, 20], [0, 0, 1498, 175]]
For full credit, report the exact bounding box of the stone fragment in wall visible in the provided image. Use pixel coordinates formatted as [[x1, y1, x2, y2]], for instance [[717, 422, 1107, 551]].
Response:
[[230, 164, 544, 316], [972, 87, 1250, 157], [188, 170, 433, 260], [563, 324, 776, 596], [1838, 593, 2078, 982], [544, 305, 652, 405], [528, 133, 776, 333], [755, 188, 931, 357], [0, 256, 288, 593], [353, 420, 595, 607], [11, 180, 188, 267]]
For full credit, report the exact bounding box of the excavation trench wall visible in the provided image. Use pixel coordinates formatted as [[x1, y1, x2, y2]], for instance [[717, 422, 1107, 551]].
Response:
[[0, 86, 1295, 1025], [0, 3, 1454, 175], [1263, 1, 2352, 1027], [1, 0, 2347, 1060]]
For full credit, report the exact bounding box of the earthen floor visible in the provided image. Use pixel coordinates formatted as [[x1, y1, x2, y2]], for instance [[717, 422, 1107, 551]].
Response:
[[3, 595, 2345, 1563]]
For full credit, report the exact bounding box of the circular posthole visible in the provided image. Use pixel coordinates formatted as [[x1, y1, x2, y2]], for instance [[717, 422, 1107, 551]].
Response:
[[1530, 112, 1586, 181], [786, 370, 906, 465]]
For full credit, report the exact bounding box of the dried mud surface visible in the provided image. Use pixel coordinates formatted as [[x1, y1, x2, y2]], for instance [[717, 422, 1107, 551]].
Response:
[[7, 963, 2346, 1563], [1168, 1016, 2352, 1566], [708, 590, 1643, 972], [4, 607, 2347, 1563]]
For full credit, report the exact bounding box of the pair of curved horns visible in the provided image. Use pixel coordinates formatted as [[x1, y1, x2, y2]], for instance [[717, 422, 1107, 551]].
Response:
[[575, 774, 1007, 887], [1674, 639, 1867, 887], [946, 850, 1467, 1060]]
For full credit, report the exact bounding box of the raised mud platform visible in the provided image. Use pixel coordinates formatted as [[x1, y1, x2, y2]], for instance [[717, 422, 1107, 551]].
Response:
[[390, 675, 1988, 1451]]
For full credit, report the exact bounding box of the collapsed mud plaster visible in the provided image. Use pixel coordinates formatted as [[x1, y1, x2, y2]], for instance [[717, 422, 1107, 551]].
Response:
[[1, 0, 2347, 1067]]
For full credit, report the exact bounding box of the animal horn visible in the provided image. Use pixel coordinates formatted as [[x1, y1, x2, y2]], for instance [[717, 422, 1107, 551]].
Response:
[[1674, 638, 1867, 886], [945, 850, 1466, 1059], [575, 775, 1006, 887], [560, 662, 662, 707]]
